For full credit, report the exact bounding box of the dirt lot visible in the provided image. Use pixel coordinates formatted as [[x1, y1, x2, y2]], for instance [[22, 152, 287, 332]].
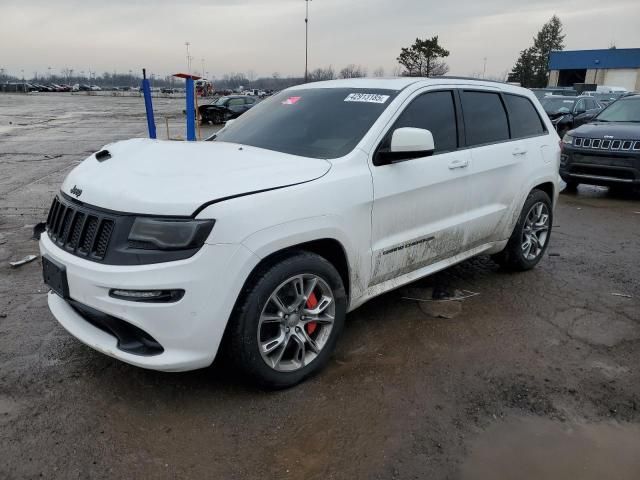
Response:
[[1, 93, 640, 479]]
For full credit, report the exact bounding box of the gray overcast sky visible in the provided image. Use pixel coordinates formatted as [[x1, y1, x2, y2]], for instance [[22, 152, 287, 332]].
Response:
[[1, 0, 639, 79]]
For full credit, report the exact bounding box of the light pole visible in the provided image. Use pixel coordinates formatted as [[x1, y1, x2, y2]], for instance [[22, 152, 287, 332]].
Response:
[[185, 42, 191, 73], [482, 57, 487, 79], [304, 0, 312, 83]]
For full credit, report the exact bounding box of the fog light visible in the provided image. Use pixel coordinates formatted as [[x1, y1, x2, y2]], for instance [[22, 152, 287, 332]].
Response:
[[109, 289, 185, 303]]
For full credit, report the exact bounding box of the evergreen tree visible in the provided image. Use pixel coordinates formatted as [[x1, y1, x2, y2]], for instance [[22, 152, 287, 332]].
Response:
[[532, 15, 565, 87], [509, 16, 565, 88], [397, 36, 450, 77]]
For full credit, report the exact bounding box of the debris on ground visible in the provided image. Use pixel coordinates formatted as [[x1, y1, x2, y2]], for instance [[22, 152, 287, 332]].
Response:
[[418, 301, 463, 319], [611, 292, 633, 299], [401, 288, 480, 303], [9, 255, 38, 268], [400, 287, 479, 319]]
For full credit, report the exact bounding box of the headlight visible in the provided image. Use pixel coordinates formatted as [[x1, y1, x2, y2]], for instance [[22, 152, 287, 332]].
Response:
[[128, 218, 215, 250], [561, 134, 574, 146]]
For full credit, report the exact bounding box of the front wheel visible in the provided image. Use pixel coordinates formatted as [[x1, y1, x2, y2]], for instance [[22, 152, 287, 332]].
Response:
[[226, 251, 347, 388], [492, 190, 553, 271], [212, 112, 224, 124]]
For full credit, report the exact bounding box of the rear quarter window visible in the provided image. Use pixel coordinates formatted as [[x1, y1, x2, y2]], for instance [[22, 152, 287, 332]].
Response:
[[504, 94, 546, 138]]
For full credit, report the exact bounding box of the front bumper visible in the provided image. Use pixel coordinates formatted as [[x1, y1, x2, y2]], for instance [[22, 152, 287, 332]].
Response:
[[40, 233, 259, 371], [560, 148, 640, 186]]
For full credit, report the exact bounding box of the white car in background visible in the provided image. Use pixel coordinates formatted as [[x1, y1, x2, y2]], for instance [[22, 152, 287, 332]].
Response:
[[40, 78, 560, 387]]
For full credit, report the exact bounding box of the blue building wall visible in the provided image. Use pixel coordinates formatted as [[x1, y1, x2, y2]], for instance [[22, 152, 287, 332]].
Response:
[[549, 48, 640, 70]]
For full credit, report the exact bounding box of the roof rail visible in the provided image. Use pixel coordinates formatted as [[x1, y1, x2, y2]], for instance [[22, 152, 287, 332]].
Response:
[[431, 76, 507, 85]]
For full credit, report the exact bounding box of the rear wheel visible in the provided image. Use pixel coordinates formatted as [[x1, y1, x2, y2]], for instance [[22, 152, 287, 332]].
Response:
[[493, 190, 553, 271], [227, 251, 347, 388]]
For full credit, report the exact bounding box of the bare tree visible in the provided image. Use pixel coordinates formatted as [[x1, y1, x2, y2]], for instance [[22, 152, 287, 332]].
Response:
[[307, 66, 335, 82], [339, 64, 366, 79], [373, 67, 385, 77], [391, 65, 404, 77]]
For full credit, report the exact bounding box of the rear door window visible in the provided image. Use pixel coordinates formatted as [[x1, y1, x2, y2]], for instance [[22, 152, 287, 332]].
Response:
[[503, 94, 546, 138], [392, 91, 458, 153], [461, 91, 510, 146]]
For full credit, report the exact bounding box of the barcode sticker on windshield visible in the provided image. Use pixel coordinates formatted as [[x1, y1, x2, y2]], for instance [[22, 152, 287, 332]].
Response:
[[344, 93, 390, 104]]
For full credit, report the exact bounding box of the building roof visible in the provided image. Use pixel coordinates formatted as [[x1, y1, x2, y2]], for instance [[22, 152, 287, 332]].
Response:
[[549, 48, 640, 70]]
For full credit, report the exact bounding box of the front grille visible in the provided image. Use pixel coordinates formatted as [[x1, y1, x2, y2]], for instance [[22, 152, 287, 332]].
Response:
[[46, 196, 114, 260], [574, 138, 640, 151]]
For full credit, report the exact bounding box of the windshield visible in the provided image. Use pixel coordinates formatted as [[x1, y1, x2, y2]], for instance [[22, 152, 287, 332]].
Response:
[[214, 96, 229, 106], [541, 97, 576, 112], [210, 88, 398, 159], [596, 98, 640, 122]]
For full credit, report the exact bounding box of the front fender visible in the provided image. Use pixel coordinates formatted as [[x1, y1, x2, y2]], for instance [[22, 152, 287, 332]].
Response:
[[240, 215, 367, 303], [241, 215, 353, 261]]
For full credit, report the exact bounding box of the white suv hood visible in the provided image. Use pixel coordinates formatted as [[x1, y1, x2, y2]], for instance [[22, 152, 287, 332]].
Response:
[[61, 139, 331, 216]]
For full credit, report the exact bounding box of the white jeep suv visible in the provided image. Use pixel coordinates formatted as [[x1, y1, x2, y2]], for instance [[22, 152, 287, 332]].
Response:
[[40, 78, 560, 387]]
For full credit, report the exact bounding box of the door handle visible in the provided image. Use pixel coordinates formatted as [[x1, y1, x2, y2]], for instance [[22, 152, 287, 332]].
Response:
[[512, 147, 528, 156], [448, 159, 469, 170]]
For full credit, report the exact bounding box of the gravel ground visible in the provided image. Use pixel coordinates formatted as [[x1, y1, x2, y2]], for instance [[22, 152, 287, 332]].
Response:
[[1, 93, 639, 480]]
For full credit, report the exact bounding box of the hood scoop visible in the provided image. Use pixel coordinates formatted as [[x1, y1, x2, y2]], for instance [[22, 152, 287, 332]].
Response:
[[95, 149, 112, 162]]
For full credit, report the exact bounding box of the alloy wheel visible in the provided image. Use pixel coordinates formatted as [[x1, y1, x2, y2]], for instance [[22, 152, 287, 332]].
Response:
[[257, 274, 335, 372], [521, 201, 550, 261]]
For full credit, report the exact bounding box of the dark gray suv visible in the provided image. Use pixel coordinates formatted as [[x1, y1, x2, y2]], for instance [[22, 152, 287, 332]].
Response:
[[560, 95, 640, 190]]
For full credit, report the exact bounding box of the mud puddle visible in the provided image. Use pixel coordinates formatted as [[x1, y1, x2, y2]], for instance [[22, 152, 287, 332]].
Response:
[[461, 416, 640, 480]]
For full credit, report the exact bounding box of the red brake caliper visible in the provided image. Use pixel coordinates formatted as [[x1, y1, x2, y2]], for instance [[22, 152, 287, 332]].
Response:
[[305, 291, 319, 335]]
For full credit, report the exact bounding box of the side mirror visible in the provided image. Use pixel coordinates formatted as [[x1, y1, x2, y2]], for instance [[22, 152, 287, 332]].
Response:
[[375, 127, 435, 165]]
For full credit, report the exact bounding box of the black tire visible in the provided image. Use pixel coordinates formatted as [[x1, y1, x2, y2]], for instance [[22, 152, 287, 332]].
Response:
[[213, 112, 224, 124], [226, 251, 347, 389], [492, 189, 553, 271]]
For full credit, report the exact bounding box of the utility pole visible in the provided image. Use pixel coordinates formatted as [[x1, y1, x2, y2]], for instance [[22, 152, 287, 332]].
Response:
[[185, 42, 191, 73], [304, 0, 312, 83], [201, 58, 205, 79], [482, 57, 487, 79]]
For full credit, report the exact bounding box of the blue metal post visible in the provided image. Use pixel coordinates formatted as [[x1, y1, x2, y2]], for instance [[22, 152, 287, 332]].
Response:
[[141, 70, 156, 139], [185, 77, 196, 141]]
